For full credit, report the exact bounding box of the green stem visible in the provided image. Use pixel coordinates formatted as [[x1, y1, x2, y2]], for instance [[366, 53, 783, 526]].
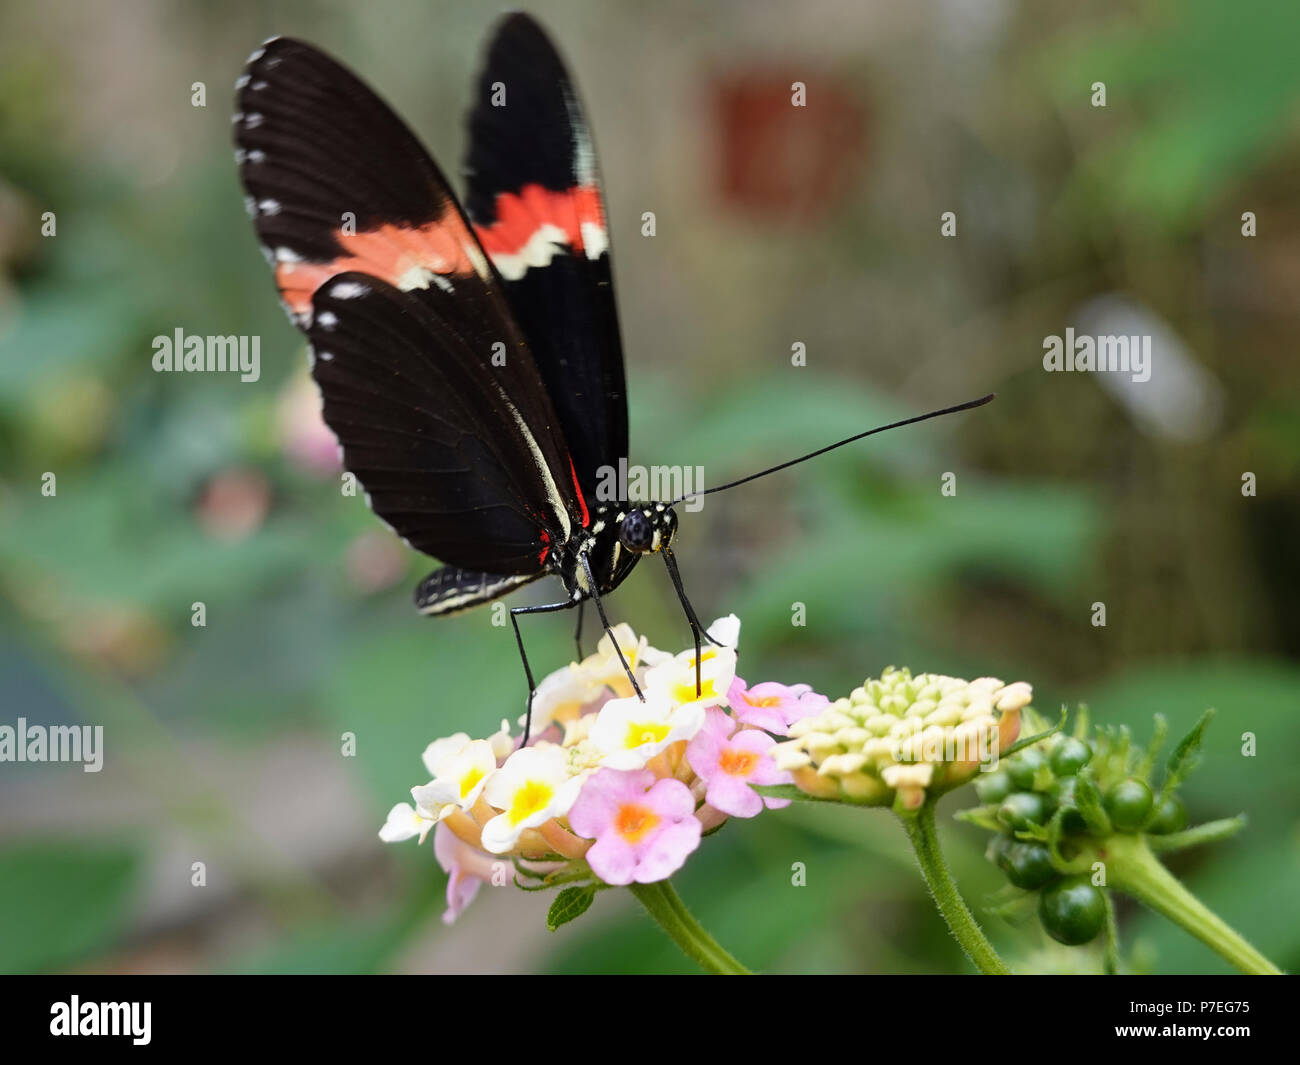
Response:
[[629, 880, 751, 974], [1102, 835, 1282, 975], [898, 801, 1012, 974]]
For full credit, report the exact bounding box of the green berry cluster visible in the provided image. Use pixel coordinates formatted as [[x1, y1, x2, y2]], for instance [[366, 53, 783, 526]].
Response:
[[968, 712, 1192, 947]]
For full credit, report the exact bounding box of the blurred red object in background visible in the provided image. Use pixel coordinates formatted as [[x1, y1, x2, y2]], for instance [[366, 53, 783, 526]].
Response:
[[711, 70, 868, 222]]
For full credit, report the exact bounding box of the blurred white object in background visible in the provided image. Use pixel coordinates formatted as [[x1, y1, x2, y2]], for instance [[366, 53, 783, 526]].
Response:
[[1074, 294, 1224, 442]]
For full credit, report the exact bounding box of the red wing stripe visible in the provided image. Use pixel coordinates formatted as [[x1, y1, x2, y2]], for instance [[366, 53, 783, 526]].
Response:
[[473, 184, 607, 280], [274, 184, 607, 316], [567, 454, 590, 529], [275, 217, 487, 316]]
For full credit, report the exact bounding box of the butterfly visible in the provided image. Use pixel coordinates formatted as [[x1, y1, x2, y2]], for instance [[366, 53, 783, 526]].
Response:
[[233, 14, 991, 737]]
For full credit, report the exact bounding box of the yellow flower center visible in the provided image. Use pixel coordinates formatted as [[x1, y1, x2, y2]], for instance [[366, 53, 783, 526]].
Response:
[[459, 766, 485, 799], [507, 780, 554, 825], [719, 748, 759, 776], [673, 677, 717, 704], [625, 720, 670, 749], [615, 802, 660, 843]]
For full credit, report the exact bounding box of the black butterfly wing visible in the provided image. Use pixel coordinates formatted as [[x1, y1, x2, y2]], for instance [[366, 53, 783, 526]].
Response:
[[234, 37, 591, 572], [413, 565, 542, 617], [464, 14, 628, 502], [307, 272, 581, 574], [235, 37, 487, 323]]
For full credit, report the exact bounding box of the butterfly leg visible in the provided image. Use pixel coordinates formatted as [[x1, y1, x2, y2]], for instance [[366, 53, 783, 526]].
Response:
[[573, 599, 586, 661], [662, 547, 721, 697], [579, 553, 644, 702], [511, 597, 580, 745]]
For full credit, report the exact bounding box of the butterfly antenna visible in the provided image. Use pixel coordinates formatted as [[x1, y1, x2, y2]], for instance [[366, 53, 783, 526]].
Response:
[[670, 393, 995, 505]]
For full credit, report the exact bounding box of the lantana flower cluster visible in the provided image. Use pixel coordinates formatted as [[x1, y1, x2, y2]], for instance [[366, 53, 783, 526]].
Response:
[[379, 616, 830, 922], [773, 667, 1032, 810]]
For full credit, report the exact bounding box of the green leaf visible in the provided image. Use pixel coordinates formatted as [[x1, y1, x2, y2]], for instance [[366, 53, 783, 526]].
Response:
[[752, 783, 846, 805], [954, 805, 1004, 832], [547, 885, 596, 931], [0, 842, 139, 973], [1146, 816, 1246, 855], [1160, 709, 1214, 801], [1135, 714, 1169, 780], [1000, 708, 1067, 759], [1084, 661, 1300, 835], [1073, 772, 1112, 836]]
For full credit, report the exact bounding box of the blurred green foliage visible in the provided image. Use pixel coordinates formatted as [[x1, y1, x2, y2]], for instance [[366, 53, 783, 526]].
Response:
[[0, 0, 1297, 974]]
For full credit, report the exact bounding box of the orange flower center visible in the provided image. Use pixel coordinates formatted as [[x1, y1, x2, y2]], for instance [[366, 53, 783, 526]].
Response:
[[719, 748, 759, 776], [615, 802, 660, 843]]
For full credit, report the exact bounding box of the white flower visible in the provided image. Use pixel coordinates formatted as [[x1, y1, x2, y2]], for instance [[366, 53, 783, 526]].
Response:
[[579, 623, 653, 696], [479, 745, 586, 854], [643, 643, 737, 712], [995, 681, 1033, 713], [706, 613, 741, 649], [421, 732, 472, 778], [486, 718, 516, 761], [378, 802, 435, 844], [522, 664, 606, 735], [881, 763, 935, 789], [588, 690, 706, 770], [411, 738, 497, 819]]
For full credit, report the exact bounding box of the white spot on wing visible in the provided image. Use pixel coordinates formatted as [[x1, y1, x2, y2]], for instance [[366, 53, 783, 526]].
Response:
[[580, 221, 608, 262], [488, 224, 568, 281], [245, 112, 264, 129], [317, 310, 338, 330], [258, 199, 281, 215], [329, 280, 369, 300], [396, 265, 433, 292]]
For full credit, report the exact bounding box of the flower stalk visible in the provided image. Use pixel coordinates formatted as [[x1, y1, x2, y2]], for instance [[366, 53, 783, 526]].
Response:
[[898, 800, 1012, 975], [1094, 834, 1282, 975], [628, 880, 752, 975]]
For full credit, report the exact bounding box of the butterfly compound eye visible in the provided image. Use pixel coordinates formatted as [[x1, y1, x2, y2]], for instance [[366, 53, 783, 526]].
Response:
[[619, 510, 654, 552]]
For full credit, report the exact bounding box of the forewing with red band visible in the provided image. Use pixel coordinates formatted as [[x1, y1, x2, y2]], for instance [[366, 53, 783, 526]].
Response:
[[464, 14, 629, 504], [234, 37, 590, 568]]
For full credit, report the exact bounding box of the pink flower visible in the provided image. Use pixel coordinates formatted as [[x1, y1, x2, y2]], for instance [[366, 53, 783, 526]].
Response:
[[727, 676, 829, 735], [433, 823, 499, 924], [687, 710, 790, 817], [568, 769, 702, 886]]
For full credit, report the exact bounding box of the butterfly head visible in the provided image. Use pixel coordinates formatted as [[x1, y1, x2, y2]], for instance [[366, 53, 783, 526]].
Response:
[[619, 504, 677, 554]]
